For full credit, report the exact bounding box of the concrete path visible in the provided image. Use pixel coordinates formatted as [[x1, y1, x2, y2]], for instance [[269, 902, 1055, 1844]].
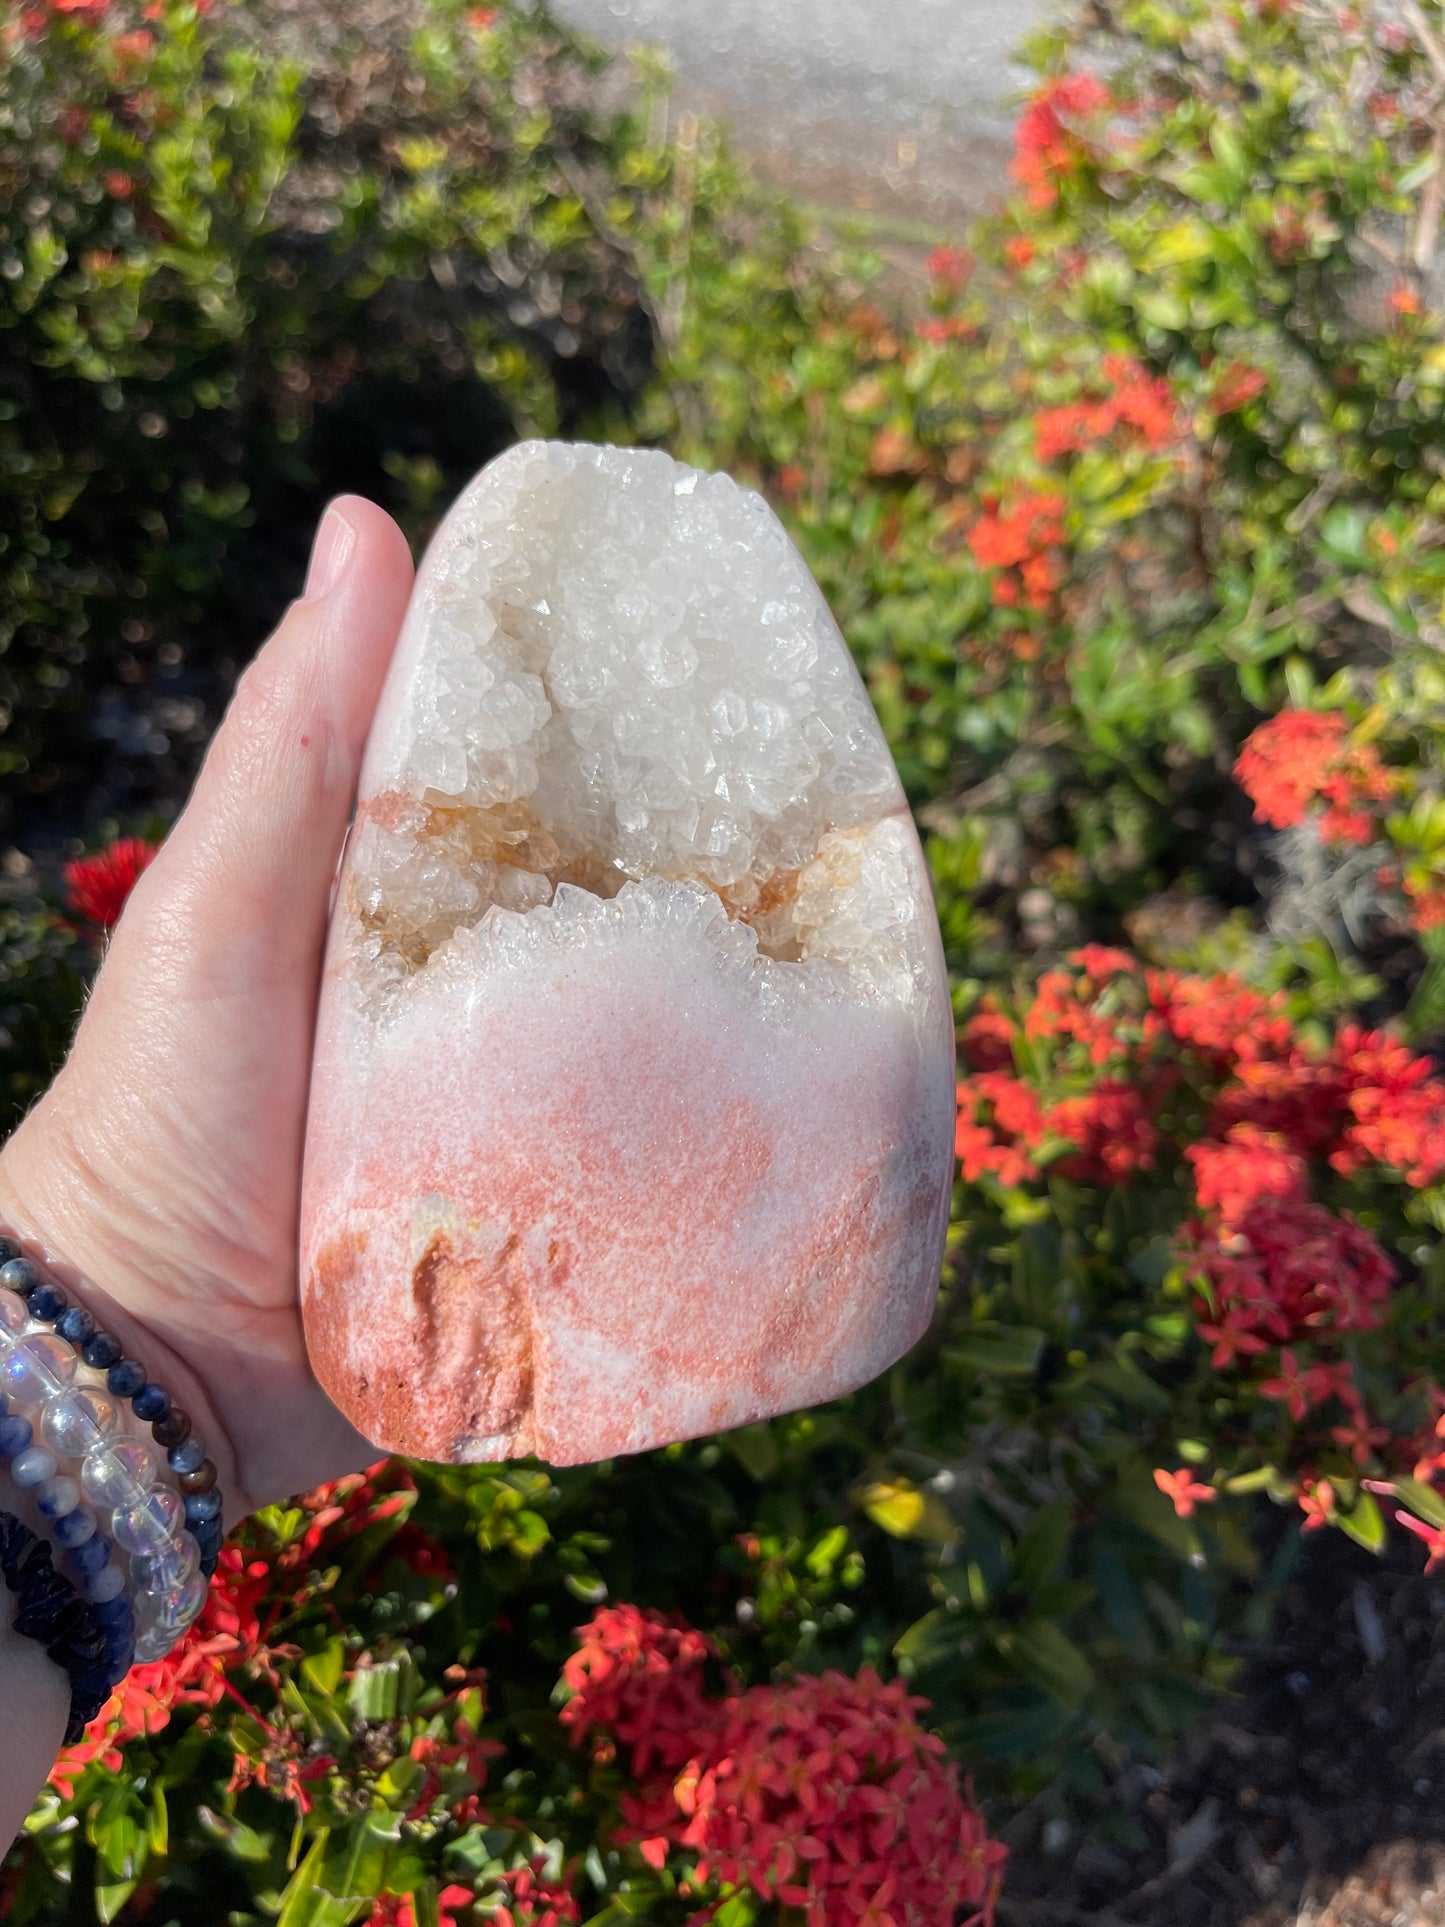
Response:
[[550, 0, 1051, 228]]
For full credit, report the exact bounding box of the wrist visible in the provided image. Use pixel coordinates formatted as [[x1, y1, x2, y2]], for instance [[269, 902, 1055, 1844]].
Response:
[[0, 1149, 246, 1524]]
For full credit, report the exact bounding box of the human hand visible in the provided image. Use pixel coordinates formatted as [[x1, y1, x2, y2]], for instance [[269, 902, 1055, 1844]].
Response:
[[0, 497, 414, 1522]]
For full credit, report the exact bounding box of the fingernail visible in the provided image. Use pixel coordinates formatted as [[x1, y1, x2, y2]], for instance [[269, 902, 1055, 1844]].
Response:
[[302, 504, 357, 602]]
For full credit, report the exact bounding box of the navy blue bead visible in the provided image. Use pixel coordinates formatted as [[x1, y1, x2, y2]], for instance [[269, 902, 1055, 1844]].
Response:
[[56, 1305, 96, 1346], [168, 1436, 205, 1476], [53, 1508, 96, 1548], [93, 1593, 132, 1629], [0, 1414, 33, 1457], [199, 1553, 219, 1578], [131, 1381, 170, 1422], [0, 1258, 38, 1295], [67, 1536, 111, 1576], [184, 1489, 222, 1526], [106, 1359, 145, 1399], [192, 1524, 223, 1556], [81, 1331, 122, 1371], [0, 1238, 20, 1266], [24, 1280, 66, 1321]]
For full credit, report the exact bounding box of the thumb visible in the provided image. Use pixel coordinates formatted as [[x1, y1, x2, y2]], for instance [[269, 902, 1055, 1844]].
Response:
[[113, 495, 414, 1003]]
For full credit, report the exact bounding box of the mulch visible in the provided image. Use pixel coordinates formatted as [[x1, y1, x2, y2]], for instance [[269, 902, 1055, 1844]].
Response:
[[997, 1530, 1445, 1927]]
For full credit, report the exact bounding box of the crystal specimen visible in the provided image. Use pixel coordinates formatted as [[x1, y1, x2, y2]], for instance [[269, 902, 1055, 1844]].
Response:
[[301, 442, 954, 1465]]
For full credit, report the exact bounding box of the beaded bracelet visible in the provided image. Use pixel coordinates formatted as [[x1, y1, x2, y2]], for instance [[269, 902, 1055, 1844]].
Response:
[[0, 1510, 115, 1744], [0, 1237, 223, 1665], [0, 1240, 223, 1572]]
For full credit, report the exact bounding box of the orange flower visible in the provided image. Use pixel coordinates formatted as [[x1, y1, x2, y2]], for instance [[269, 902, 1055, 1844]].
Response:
[[1154, 1467, 1216, 1518]]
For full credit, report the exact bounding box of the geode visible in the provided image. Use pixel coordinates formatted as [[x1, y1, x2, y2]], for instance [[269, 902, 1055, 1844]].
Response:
[[300, 442, 954, 1465]]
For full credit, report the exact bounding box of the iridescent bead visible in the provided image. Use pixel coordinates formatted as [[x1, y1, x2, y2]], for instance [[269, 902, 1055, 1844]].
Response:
[[53, 1506, 97, 1549], [113, 1482, 186, 1556], [36, 1474, 80, 1520], [0, 1289, 28, 1337], [82, 1563, 125, 1605], [3, 1332, 76, 1404], [156, 1570, 207, 1631], [11, 1443, 56, 1487], [133, 1625, 174, 1664], [41, 1386, 119, 1458], [133, 1536, 199, 1591], [80, 1439, 157, 1511]]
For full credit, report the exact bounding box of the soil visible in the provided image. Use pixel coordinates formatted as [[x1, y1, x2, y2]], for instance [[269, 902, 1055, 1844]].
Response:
[[999, 1530, 1445, 1927]]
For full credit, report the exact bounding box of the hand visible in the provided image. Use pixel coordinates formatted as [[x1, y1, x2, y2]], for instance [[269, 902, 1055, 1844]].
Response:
[[0, 497, 414, 1522]]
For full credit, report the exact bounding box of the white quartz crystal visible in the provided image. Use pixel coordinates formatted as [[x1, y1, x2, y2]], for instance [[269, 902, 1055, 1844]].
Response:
[[301, 442, 954, 1466]]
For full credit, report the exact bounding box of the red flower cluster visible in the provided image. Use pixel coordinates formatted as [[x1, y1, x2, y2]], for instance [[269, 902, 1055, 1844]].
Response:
[[1032, 353, 1178, 463], [1011, 73, 1111, 209], [966, 489, 1066, 610], [1235, 709, 1397, 847], [368, 1887, 474, 1927], [63, 835, 158, 927], [493, 1859, 581, 1927], [563, 1608, 1004, 1927], [49, 1461, 444, 1797], [1179, 1198, 1393, 1368]]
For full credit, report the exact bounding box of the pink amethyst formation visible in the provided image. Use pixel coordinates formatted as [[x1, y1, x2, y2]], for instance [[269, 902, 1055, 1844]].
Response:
[[300, 442, 954, 1465]]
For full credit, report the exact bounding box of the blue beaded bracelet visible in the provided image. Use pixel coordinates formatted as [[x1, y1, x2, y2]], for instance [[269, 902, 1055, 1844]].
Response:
[[0, 1240, 224, 1579], [0, 1510, 113, 1745]]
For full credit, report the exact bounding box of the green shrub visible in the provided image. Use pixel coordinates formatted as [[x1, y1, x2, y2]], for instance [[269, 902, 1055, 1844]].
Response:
[[7, 0, 1445, 1920], [0, 0, 660, 829]]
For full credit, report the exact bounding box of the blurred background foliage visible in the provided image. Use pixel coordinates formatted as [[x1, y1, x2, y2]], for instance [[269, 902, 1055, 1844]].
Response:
[[4, 0, 1445, 1921]]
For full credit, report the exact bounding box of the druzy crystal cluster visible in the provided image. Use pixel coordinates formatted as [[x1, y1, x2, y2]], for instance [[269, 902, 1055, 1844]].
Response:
[[301, 443, 954, 1465]]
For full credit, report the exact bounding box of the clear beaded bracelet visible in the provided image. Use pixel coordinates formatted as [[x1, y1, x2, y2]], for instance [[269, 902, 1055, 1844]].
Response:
[[0, 1237, 223, 1666]]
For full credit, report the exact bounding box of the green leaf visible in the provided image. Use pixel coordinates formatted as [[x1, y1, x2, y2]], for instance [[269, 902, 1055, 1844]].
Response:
[[1336, 1492, 1387, 1553], [1393, 1477, 1445, 1530], [946, 1326, 1047, 1376], [1013, 1502, 1073, 1593], [998, 1620, 1095, 1708]]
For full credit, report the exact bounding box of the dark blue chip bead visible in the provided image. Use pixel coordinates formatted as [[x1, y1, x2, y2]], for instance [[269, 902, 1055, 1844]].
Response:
[[199, 1553, 219, 1579], [56, 1305, 96, 1346], [66, 1536, 111, 1576], [106, 1359, 146, 1399], [168, 1436, 205, 1477], [0, 1414, 33, 1457], [24, 1280, 66, 1321], [0, 1257, 39, 1295], [184, 1489, 222, 1527], [131, 1381, 170, 1422], [82, 1331, 122, 1371], [192, 1524, 223, 1557]]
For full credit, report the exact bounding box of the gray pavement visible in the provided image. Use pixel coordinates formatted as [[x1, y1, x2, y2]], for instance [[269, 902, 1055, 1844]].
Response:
[[549, 0, 1053, 227]]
